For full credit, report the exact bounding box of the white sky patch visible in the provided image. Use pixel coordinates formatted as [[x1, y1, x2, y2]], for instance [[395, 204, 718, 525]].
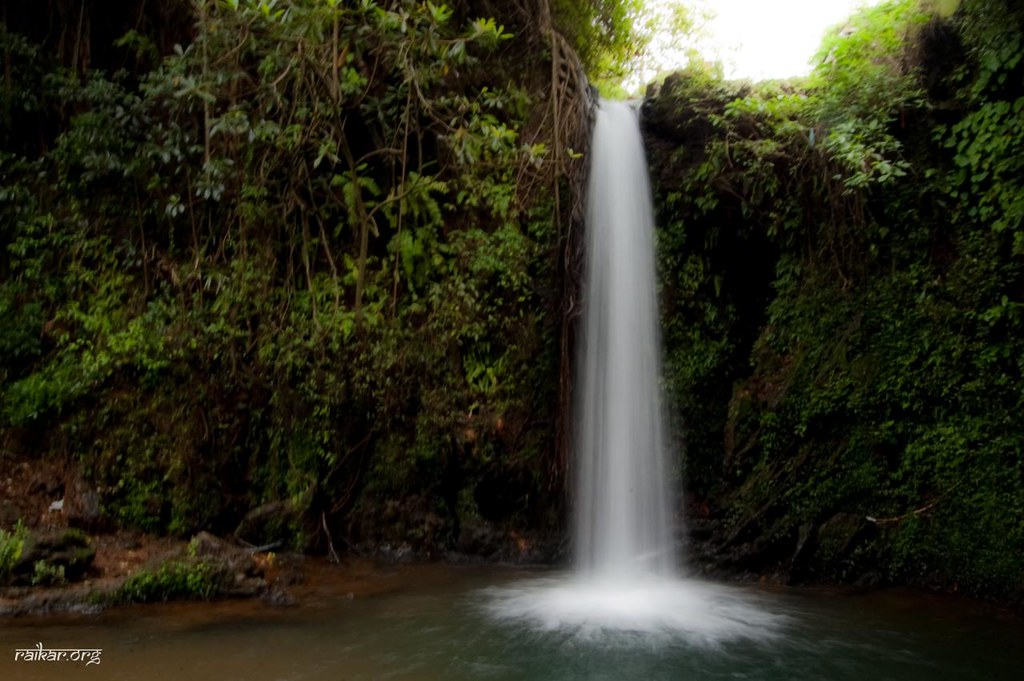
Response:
[[665, 0, 886, 81]]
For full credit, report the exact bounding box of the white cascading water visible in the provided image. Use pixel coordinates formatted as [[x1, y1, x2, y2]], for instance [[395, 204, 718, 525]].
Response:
[[575, 99, 676, 579], [482, 100, 780, 643]]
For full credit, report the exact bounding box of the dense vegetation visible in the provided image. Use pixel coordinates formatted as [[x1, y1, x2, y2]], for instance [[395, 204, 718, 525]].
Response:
[[646, 0, 1024, 600], [2, 0, 1022, 605], [0, 0, 614, 557]]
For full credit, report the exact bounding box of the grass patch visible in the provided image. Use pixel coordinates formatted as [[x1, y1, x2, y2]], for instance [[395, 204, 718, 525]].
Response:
[[112, 559, 227, 604], [0, 521, 29, 584]]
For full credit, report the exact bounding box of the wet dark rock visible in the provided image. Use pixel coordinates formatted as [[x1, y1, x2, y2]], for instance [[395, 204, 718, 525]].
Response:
[[0, 588, 105, 617], [738, 512, 881, 585], [261, 585, 297, 606], [815, 513, 880, 579], [454, 523, 503, 559], [65, 475, 104, 531], [451, 522, 565, 565], [234, 500, 299, 548], [788, 522, 819, 584], [708, 497, 800, 577], [473, 467, 535, 522], [189, 531, 256, 576], [351, 493, 461, 559], [14, 528, 95, 584], [686, 505, 890, 588], [375, 542, 416, 563], [0, 500, 20, 529], [185, 530, 298, 601], [27, 475, 63, 498]]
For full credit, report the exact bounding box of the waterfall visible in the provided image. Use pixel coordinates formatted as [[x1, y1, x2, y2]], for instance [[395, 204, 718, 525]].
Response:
[[482, 100, 779, 643], [575, 100, 677, 578]]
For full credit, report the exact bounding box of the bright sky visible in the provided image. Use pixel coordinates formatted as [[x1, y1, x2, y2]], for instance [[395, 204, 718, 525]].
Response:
[[692, 0, 884, 80]]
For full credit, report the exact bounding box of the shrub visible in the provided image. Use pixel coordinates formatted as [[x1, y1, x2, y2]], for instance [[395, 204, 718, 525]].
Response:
[[0, 521, 29, 585], [31, 560, 67, 587], [113, 559, 227, 604]]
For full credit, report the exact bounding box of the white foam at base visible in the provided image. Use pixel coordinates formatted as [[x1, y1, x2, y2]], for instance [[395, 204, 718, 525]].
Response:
[[482, 575, 784, 647]]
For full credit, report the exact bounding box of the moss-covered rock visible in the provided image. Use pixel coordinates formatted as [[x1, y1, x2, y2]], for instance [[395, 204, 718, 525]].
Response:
[[13, 528, 95, 584], [111, 532, 271, 604]]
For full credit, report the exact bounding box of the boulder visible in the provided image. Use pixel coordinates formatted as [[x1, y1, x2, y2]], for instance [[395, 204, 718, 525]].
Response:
[[189, 531, 253, 575], [789, 513, 880, 584], [14, 528, 95, 584], [234, 500, 299, 548]]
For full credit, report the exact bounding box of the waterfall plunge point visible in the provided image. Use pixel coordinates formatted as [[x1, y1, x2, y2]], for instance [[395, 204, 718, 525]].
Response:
[[482, 101, 781, 644]]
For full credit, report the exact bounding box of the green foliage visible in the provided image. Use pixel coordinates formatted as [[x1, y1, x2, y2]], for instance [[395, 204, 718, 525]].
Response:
[[0, 283, 44, 382], [938, 1, 1024, 252], [810, 0, 929, 124], [550, 0, 704, 95], [0, 521, 29, 584], [0, 0, 565, 551], [551, 0, 644, 86], [113, 559, 225, 604], [31, 560, 67, 587], [648, 0, 1024, 598]]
